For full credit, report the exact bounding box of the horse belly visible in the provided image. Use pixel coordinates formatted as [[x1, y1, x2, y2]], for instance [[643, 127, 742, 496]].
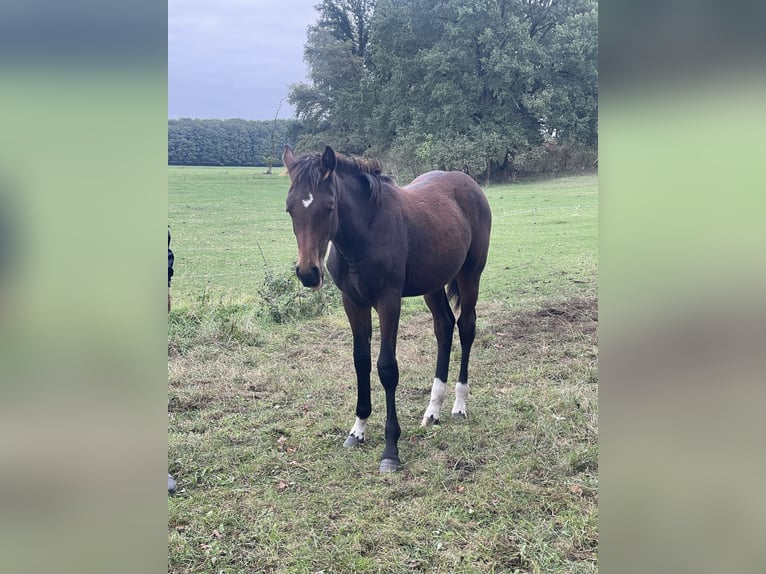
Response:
[[402, 209, 472, 293], [402, 235, 470, 296], [402, 261, 465, 296]]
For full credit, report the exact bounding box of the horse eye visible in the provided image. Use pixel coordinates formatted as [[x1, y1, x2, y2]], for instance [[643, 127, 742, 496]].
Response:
[[328, 204, 335, 212]]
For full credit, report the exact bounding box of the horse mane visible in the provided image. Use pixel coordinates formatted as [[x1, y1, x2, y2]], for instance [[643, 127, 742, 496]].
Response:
[[291, 150, 394, 204]]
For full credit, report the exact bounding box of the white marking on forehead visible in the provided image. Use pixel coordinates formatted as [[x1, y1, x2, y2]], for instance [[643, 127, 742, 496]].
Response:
[[302, 192, 314, 208]]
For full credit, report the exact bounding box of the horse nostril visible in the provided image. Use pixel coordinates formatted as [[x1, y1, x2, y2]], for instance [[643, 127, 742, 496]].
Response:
[[295, 265, 301, 277], [296, 265, 322, 288]]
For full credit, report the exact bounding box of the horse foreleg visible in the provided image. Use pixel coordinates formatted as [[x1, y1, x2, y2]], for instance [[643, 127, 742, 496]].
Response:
[[345, 416, 368, 447], [376, 295, 402, 473], [342, 295, 372, 447]]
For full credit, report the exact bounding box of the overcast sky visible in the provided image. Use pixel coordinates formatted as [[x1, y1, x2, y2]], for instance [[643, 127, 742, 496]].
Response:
[[168, 0, 320, 120]]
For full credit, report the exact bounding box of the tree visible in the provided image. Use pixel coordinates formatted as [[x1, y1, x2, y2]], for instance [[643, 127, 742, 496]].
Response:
[[263, 98, 284, 174], [167, 119, 297, 166], [289, 0, 598, 179], [288, 1, 379, 154], [316, 0, 376, 60]]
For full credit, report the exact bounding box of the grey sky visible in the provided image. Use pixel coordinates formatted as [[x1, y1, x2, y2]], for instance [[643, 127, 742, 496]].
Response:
[[168, 0, 319, 120]]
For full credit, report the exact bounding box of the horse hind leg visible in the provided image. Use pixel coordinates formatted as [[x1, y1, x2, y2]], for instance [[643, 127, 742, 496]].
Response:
[[421, 289, 456, 427], [452, 272, 481, 419]]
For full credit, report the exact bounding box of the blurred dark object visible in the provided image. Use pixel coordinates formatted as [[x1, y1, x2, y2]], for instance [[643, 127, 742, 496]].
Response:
[[0, 184, 18, 295], [602, 1, 766, 88], [0, 1, 165, 66]]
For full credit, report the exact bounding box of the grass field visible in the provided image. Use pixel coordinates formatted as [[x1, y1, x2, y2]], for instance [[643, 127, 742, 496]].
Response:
[[168, 167, 598, 573]]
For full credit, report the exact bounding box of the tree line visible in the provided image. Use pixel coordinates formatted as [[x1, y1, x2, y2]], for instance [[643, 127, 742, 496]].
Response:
[[289, 0, 597, 181], [168, 118, 298, 167], [168, 1, 597, 182]]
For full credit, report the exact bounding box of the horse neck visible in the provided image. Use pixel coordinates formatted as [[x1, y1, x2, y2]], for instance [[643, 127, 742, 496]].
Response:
[[333, 174, 380, 255]]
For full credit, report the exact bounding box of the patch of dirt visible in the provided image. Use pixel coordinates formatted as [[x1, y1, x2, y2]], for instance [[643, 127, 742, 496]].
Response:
[[399, 297, 597, 335], [481, 296, 597, 355], [518, 297, 596, 334], [168, 394, 207, 413], [445, 456, 485, 480], [535, 297, 598, 324]]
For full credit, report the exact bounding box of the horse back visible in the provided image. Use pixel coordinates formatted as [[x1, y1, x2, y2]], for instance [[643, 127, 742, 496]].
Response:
[[397, 171, 491, 295], [402, 170, 491, 243]]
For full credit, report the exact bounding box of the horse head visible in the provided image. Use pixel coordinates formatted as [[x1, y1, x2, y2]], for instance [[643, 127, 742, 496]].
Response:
[[283, 145, 339, 289]]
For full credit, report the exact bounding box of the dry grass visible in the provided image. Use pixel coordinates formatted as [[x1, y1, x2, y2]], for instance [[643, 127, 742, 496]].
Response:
[[168, 296, 597, 573]]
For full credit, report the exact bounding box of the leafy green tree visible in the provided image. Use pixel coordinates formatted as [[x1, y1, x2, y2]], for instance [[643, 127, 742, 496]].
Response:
[[316, 0, 376, 59], [540, 5, 598, 148], [289, 1, 379, 154], [288, 0, 598, 179]]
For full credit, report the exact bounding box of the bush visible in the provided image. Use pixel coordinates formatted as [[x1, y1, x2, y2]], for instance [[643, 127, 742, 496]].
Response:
[[258, 268, 340, 323], [515, 143, 597, 176]]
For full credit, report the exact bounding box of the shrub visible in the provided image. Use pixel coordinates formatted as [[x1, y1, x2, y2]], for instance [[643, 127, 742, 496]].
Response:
[[258, 267, 340, 323], [515, 143, 597, 176]]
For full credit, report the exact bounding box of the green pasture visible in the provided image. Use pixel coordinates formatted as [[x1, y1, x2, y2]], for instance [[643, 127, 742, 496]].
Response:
[[168, 167, 598, 573], [168, 166, 597, 310]]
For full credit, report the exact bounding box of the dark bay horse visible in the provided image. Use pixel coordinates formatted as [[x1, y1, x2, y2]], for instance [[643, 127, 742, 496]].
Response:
[[283, 145, 492, 473]]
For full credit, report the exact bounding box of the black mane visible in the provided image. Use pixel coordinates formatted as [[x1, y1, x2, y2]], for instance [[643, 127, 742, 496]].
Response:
[[291, 151, 394, 204]]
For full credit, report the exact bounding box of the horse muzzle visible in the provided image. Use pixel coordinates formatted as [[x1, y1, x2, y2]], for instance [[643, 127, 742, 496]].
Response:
[[295, 264, 323, 290]]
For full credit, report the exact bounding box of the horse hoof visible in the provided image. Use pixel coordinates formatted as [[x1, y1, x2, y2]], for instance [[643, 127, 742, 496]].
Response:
[[420, 414, 440, 427], [451, 412, 466, 420], [343, 434, 364, 447], [379, 458, 399, 473]]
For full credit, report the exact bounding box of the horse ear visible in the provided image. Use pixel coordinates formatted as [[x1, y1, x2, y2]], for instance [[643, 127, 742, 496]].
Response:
[[321, 146, 337, 180], [283, 145, 296, 170]]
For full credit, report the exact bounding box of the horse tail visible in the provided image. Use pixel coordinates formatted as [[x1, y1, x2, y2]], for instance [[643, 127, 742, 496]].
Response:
[[447, 279, 460, 311]]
